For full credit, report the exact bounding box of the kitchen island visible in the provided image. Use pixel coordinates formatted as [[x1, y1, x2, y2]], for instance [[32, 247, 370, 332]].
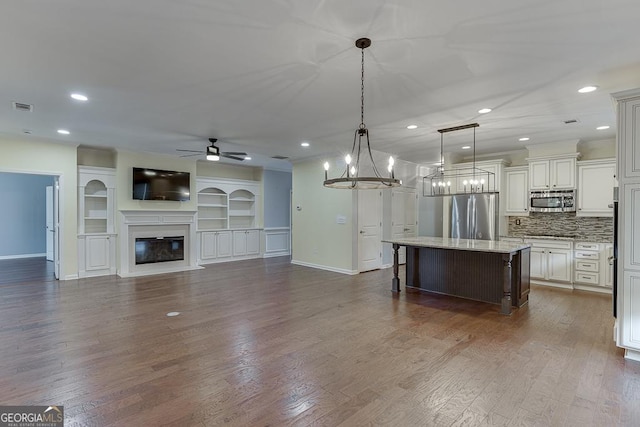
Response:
[[383, 237, 531, 315]]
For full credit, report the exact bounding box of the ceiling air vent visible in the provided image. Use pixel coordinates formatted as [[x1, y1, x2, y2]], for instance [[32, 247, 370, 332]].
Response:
[[12, 101, 34, 112], [563, 119, 579, 124], [271, 155, 289, 160]]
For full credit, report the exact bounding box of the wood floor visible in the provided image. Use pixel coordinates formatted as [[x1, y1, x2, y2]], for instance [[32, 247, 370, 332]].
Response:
[[1, 257, 639, 426]]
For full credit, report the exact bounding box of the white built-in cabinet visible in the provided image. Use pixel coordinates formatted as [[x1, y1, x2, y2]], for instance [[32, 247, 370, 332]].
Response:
[[78, 166, 116, 277], [196, 177, 262, 264], [200, 230, 232, 261], [527, 239, 572, 285], [504, 166, 529, 215], [576, 159, 616, 217], [529, 156, 577, 190], [232, 229, 260, 257], [613, 88, 640, 362]]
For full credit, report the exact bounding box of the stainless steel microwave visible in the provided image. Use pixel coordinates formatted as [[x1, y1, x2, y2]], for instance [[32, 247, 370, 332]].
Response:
[[529, 190, 576, 212]]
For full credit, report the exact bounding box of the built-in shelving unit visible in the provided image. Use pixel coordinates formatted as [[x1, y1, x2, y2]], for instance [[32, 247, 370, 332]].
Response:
[[195, 177, 262, 265], [197, 188, 228, 230], [229, 189, 256, 229], [78, 166, 116, 278]]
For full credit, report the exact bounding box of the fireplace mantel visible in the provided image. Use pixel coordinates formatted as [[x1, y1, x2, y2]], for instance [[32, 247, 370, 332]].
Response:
[[118, 210, 201, 277]]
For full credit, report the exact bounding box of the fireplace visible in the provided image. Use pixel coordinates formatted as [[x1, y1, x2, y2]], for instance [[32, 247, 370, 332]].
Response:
[[119, 210, 200, 277], [135, 236, 185, 265]]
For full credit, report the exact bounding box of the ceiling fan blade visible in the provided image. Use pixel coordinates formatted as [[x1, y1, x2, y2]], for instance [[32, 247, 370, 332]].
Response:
[[179, 153, 202, 158], [222, 154, 245, 161], [176, 149, 202, 153], [223, 151, 247, 156]]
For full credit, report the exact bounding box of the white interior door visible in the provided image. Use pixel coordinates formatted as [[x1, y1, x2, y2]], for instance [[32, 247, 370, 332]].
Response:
[[53, 177, 60, 279], [358, 190, 382, 272], [46, 186, 54, 261], [391, 189, 417, 264]]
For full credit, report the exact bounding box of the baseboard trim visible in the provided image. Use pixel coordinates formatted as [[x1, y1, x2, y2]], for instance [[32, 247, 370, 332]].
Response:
[[0, 253, 47, 260], [573, 284, 612, 294], [624, 349, 640, 363], [291, 259, 358, 275], [530, 280, 573, 290], [62, 274, 79, 281], [263, 251, 290, 258], [118, 265, 204, 278]]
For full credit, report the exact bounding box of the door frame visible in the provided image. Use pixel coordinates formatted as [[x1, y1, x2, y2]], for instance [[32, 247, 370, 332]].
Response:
[[357, 189, 383, 272], [0, 168, 64, 280]]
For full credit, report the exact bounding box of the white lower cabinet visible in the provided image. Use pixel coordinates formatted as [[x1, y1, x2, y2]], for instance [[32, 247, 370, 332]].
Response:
[[78, 234, 116, 277], [527, 239, 572, 285], [200, 231, 232, 261], [572, 242, 612, 292], [232, 229, 260, 257], [605, 244, 614, 287]]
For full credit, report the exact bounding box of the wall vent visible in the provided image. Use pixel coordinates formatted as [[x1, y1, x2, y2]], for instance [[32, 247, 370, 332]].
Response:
[[563, 119, 579, 124], [12, 101, 34, 112], [271, 155, 289, 160]]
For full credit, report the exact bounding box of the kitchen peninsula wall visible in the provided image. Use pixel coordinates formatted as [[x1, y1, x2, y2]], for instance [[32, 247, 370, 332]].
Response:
[[507, 213, 613, 242]]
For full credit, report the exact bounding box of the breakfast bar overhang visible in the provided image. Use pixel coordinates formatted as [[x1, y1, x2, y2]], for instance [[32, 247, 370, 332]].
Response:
[[383, 237, 531, 315]]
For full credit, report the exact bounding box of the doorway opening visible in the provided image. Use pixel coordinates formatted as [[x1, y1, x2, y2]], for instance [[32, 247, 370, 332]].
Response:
[[0, 172, 61, 283]]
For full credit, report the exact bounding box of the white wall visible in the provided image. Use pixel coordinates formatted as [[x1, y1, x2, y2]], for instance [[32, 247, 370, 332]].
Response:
[[0, 136, 78, 278], [291, 158, 356, 273], [0, 173, 54, 257]]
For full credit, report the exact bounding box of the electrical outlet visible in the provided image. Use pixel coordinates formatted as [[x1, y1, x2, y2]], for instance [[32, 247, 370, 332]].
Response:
[[515, 219, 521, 225]]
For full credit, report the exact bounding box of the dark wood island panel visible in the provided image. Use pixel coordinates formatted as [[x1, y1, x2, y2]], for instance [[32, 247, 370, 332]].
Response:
[[385, 237, 531, 315]]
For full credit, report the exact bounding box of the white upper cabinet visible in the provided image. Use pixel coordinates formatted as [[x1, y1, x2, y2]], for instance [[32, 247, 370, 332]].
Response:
[[576, 159, 616, 217], [504, 166, 529, 216], [529, 156, 577, 190]]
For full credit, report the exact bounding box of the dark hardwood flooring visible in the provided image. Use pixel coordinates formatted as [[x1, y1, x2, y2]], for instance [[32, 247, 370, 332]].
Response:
[[0, 257, 638, 426], [0, 256, 55, 285]]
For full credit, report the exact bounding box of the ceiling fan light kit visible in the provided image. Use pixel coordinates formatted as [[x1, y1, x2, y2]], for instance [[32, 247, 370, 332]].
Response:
[[323, 38, 401, 190], [176, 138, 247, 162]]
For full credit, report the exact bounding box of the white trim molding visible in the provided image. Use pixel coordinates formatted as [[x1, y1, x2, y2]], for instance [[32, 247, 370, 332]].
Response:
[[263, 227, 290, 258]]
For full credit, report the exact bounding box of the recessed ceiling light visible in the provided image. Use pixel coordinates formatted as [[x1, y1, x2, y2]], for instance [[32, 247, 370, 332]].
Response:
[[244, 156, 252, 160], [578, 86, 598, 93], [478, 108, 492, 114], [596, 125, 610, 130], [57, 129, 70, 135], [301, 142, 310, 147], [519, 137, 530, 142], [70, 93, 88, 101], [461, 146, 471, 150], [406, 125, 418, 130]]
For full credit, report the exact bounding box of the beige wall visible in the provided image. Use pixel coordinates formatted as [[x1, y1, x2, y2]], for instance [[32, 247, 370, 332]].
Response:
[[0, 137, 78, 279], [197, 161, 262, 181], [115, 149, 198, 211], [291, 158, 356, 273]]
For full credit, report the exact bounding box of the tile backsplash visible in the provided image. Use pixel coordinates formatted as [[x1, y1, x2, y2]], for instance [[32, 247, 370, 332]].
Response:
[[507, 212, 613, 242]]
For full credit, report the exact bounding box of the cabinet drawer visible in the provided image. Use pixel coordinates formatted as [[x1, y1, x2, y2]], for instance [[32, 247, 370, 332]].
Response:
[[574, 272, 600, 285], [575, 242, 601, 250], [526, 239, 572, 250], [575, 250, 600, 260], [575, 260, 599, 272]]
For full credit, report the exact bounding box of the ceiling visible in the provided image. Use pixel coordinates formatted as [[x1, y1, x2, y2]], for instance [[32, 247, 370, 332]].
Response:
[[2, 1, 640, 171]]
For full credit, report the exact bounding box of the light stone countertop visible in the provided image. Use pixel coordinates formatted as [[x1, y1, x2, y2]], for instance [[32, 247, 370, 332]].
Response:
[[382, 237, 531, 254]]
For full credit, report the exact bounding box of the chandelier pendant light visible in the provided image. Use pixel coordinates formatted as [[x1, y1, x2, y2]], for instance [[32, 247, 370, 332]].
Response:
[[423, 123, 496, 196], [323, 38, 401, 189]]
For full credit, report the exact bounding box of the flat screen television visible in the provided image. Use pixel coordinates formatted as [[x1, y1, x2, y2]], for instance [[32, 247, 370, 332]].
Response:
[[132, 167, 190, 201]]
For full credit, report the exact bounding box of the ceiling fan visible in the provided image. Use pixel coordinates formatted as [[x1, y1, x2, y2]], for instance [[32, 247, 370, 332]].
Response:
[[177, 138, 248, 161]]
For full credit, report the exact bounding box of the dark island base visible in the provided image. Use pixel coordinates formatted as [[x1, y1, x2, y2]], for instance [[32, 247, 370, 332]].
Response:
[[402, 246, 530, 313]]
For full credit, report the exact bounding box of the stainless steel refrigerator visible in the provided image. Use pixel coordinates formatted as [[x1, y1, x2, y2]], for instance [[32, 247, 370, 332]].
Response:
[[449, 193, 499, 240]]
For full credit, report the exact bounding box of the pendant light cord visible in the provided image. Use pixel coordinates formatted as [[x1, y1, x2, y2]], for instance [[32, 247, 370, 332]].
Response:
[[360, 46, 365, 129]]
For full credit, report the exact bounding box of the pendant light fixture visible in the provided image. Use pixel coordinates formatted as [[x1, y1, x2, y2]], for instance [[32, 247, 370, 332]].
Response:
[[423, 123, 495, 196], [323, 38, 401, 189]]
